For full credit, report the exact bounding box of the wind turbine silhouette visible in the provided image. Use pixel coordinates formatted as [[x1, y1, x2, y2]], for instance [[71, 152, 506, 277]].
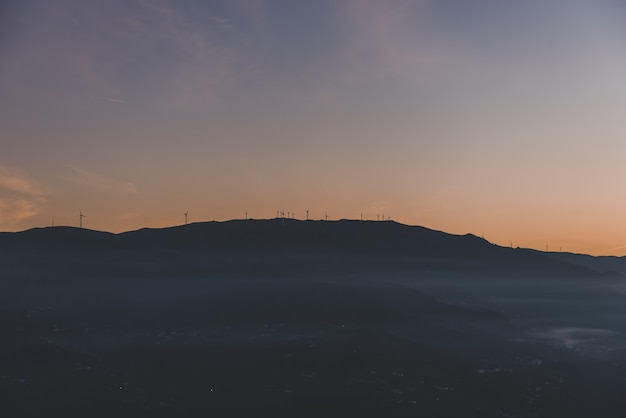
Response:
[[184, 210, 189, 225], [79, 210, 85, 228], [306, 208, 309, 221]]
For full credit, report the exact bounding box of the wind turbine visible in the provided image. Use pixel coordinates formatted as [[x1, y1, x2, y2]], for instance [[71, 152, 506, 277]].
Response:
[[184, 210, 189, 225], [306, 208, 309, 221], [245, 210, 248, 220], [79, 210, 85, 228]]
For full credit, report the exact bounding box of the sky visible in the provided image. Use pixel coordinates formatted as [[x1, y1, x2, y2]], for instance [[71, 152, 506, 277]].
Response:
[[1, 0, 626, 255]]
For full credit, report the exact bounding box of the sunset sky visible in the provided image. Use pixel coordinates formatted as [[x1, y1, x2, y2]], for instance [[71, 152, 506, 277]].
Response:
[[2, 0, 626, 255]]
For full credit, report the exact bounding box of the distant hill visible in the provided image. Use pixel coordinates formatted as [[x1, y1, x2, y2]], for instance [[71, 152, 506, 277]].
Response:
[[3, 219, 504, 257], [0, 219, 613, 279], [546, 251, 626, 277], [119, 219, 498, 257]]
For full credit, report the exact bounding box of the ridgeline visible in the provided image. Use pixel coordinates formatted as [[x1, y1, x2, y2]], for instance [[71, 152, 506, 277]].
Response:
[[0, 219, 611, 278]]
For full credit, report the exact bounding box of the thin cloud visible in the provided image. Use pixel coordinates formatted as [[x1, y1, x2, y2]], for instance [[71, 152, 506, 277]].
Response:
[[0, 198, 41, 223], [118, 211, 140, 221], [128, 0, 244, 106], [3, 0, 253, 108], [0, 165, 46, 227], [65, 166, 137, 194], [100, 96, 126, 103], [235, 0, 267, 26], [597, 245, 626, 255], [0, 166, 42, 197], [338, 0, 463, 84]]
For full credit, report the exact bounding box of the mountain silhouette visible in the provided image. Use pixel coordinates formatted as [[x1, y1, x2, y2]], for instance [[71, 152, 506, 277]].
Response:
[[0, 219, 610, 278]]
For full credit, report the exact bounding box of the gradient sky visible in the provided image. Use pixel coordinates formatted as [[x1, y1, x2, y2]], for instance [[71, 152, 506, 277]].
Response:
[[2, 0, 626, 255]]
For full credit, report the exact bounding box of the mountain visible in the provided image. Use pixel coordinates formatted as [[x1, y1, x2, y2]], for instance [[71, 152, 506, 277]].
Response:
[[0, 219, 611, 278]]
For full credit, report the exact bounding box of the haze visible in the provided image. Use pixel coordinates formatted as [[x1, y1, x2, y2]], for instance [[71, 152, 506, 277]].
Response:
[[2, 0, 626, 255]]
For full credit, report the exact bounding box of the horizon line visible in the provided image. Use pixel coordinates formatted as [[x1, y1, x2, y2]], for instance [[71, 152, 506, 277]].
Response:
[[4, 217, 611, 258]]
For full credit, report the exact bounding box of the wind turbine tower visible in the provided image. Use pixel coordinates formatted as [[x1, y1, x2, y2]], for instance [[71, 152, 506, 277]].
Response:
[[306, 208, 309, 220], [184, 210, 189, 225], [79, 210, 85, 228]]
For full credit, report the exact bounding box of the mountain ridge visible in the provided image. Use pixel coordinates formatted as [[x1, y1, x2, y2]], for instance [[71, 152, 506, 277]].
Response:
[[0, 219, 506, 256], [0, 219, 618, 278]]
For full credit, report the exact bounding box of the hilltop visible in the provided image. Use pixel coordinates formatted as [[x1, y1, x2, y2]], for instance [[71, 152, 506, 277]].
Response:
[[0, 219, 612, 278]]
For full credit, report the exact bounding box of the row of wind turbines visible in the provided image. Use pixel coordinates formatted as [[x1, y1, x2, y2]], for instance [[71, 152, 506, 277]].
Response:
[[57, 208, 393, 229], [178, 211, 560, 252], [58, 210, 564, 253], [182, 209, 392, 225]]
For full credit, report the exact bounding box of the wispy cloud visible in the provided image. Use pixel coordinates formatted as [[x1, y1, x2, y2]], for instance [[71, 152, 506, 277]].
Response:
[[2, 0, 265, 108], [99, 96, 126, 104], [65, 166, 136, 194], [0, 165, 46, 226], [338, 0, 463, 84], [597, 245, 626, 255], [95, 0, 265, 107], [131, 0, 241, 106], [0, 166, 42, 197], [118, 211, 140, 221]]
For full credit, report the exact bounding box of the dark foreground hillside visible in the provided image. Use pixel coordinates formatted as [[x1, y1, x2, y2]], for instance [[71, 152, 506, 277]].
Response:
[[1, 220, 626, 417]]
